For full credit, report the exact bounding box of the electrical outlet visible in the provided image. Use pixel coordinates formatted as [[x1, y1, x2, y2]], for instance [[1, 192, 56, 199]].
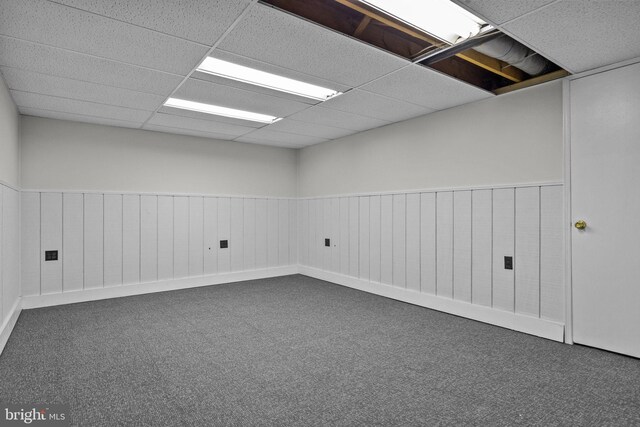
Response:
[[45, 250, 58, 261], [504, 256, 513, 270], [220, 240, 228, 249], [325, 238, 330, 247]]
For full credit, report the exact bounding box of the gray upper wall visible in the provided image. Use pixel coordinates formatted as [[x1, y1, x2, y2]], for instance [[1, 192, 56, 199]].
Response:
[[0, 76, 19, 188], [20, 116, 298, 197], [297, 80, 563, 197]]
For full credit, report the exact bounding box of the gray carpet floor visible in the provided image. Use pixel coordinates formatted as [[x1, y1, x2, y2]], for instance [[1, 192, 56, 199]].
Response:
[[0, 274, 639, 426]]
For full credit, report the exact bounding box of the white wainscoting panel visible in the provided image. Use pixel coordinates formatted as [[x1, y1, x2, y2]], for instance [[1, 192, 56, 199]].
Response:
[[83, 193, 104, 289], [492, 188, 515, 311], [471, 190, 493, 306], [453, 191, 472, 303], [203, 197, 218, 275], [189, 197, 204, 277], [1, 184, 21, 356], [62, 193, 83, 292], [122, 195, 140, 285], [297, 184, 565, 341], [21, 192, 40, 297], [436, 192, 454, 298], [104, 194, 123, 287], [41, 193, 62, 294], [244, 198, 256, 270], [515, 187, 540, 317], [173, 196, 189, 279], [140, 195, 158, 282], [21, 191, 296, 303], [157, 196, 174, 280], [231, 198, 244, 272]]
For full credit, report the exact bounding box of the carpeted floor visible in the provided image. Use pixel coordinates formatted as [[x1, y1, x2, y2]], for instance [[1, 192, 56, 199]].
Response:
[[0, 274, 639, 426]]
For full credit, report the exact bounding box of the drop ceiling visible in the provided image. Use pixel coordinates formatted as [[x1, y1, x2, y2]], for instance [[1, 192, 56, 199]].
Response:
[[1, 0, 639, 148]]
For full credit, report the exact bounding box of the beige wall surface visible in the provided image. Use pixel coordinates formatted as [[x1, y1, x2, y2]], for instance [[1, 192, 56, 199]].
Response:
[[20, 116, 298, 197], [0, 77, 19, 187], [297, 80, 563, 197]]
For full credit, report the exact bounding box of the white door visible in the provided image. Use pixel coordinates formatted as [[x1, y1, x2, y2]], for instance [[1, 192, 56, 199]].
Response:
[[570, 61, 640, 358]]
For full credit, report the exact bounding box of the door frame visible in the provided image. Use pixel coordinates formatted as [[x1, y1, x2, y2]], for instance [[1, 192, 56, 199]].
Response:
[[563, 55, 640, 345]]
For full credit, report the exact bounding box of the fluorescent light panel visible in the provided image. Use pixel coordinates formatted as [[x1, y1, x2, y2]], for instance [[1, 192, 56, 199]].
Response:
[[163, 98, 281, 124], [360, 0, 490, 44], [197, 57, 342, 101]]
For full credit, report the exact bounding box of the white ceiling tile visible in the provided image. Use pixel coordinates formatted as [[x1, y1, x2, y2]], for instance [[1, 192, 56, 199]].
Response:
[[156, 106, 263, 129], [236, 128, 329, 147], [192, 70, 318, 106], [144, 124, 243, 142], [286, 106, 390, 132], [217, 3, 408, 87], [0, 0, 208, 75], [1, 67, 165, 111], [147, 113, 256, 137], [173, 78, 313, 118], [452, 0, 557, 25], [0, 36, 183, 96], [322, 89, 435, 122], [11, 91, 152, 123], [19, 107, 143, 129], [48, 0, 252, 45], [360, 65, 493, 110], [265, 118, 356, 140], [502, 0, 640, 73]]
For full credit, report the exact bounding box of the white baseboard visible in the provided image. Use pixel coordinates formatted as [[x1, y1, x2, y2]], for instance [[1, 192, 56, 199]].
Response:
[[22, 266, 299, 309], [300, 266, 565, 342], [0, 299, 22, 356]]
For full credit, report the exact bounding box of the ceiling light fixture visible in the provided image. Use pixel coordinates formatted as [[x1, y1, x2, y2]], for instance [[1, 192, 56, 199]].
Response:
[[359, 0, 491, 45], [163, 98, 281, 124], [197, 57, 342, 101]]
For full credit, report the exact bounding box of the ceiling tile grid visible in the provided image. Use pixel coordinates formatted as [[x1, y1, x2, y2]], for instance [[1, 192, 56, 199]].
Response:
[[11, 91, 153, 123], [155, 106, 265, 129], [501, 0, 640, 73], [147, 113, 257, 137], [216, 3, 409, 88], [285, 106, 392, 133], [360, 65, 493, 111], [320, 89, 436, 123], [10, 0, 631, 147], [0, 0, 209, 75], [0, 67, 166, 111], [47, 0, 253, 46], [451, 0, 558, 25], [172, 78, 314, 118], [0, 36, 184, 96]]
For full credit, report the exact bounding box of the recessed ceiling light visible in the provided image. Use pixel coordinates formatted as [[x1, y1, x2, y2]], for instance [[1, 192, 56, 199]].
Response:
[[359, 0, 491, 45], [164, 98, 281, 124], [197, 57, 342, 101]]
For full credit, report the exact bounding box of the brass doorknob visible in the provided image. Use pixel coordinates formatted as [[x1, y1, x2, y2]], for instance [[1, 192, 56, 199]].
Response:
[[574, 220, 587, 230]]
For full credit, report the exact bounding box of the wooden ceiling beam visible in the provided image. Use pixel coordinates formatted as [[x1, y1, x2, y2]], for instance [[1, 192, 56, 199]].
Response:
[[455, 49, 526, 83], [493, 69, 569, 95], [353, 15, 371, 37]]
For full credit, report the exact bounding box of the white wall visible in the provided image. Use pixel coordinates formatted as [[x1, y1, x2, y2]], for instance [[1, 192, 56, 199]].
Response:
[[0, 76, 20, 352], [298, 184, 565, 341], [21, 190, 297, 305], [20, 116, 298, 197], [0, 77, 19, 187], [298, 81, 563, 197]]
